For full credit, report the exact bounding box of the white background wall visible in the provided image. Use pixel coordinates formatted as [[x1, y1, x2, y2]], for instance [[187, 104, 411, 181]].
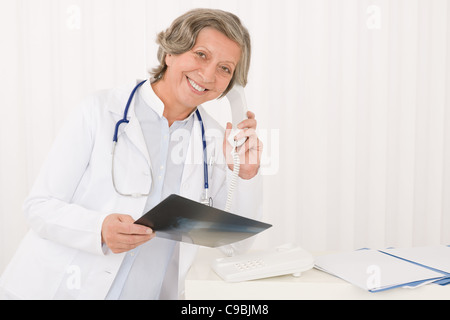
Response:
[[1, 0, 450, 274]]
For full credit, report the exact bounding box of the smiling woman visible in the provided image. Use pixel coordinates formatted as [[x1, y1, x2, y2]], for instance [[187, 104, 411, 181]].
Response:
[[0, 6, 263, 300], [151, 8, 251, 97], [153, 27, 242, 124]]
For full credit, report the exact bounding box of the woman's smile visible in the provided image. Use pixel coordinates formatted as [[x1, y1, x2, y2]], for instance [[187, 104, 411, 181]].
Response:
[[186, 76, 208, 94]]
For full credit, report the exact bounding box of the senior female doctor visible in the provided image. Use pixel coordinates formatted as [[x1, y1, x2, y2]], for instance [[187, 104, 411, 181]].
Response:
[[0, 8, 263, 300]]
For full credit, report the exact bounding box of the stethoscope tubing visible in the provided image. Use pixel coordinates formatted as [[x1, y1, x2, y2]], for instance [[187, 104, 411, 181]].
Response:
[[112, 79, 210, 202], [113, 79, 148, 142]]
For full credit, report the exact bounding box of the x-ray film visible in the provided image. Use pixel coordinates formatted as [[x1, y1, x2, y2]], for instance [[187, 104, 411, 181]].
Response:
[[134, 194, 272, 247]]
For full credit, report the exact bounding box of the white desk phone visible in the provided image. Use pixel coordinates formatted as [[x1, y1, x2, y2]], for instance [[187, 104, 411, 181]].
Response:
[[214, 87, 314, 282], [212, 243, 315, 282]]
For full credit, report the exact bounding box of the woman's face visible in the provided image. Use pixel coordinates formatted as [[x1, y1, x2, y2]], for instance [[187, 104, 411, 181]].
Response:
[[163, 27, 242, 110]]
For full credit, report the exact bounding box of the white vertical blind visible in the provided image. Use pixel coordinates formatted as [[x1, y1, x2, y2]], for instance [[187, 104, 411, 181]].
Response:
[[1, 0, 450, 273]]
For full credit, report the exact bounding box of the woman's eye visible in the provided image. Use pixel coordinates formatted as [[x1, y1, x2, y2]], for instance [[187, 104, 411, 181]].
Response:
[[196, 51, 206, 59], [221, 66, 232, 74]]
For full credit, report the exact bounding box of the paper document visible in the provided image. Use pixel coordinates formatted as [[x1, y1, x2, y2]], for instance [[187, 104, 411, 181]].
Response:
[[134, 194, 272, 248], [380, 246, 450, 286], [381, 246, 450, 274], [315, 247, 449, 292]]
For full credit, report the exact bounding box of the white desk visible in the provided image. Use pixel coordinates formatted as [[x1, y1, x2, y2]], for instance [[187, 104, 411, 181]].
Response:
[[185, 247, 450, 300]]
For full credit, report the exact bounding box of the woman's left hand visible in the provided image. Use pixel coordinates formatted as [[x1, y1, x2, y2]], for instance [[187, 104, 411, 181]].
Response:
[[223, 111, 263, 180]]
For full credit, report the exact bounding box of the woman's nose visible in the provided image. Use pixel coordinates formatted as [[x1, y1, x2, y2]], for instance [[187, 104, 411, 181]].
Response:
[[198, 63, 216, 83]]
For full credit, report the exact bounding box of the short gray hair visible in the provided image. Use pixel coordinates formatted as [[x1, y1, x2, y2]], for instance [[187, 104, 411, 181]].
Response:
[[150, 8, 251, 97]]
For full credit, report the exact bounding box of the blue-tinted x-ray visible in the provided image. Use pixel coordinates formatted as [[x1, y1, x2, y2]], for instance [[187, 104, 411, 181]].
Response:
[[135, 194, 271, 247]]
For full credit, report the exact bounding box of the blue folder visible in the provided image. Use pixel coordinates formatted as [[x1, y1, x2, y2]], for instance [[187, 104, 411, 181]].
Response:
[[314, 245, 450, 292]]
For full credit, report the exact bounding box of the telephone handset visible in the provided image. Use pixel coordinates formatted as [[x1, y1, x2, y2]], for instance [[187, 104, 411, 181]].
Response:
[[225, 85, 249, 148], [212, 85, 250, 257], [223, 85, 248, 214]]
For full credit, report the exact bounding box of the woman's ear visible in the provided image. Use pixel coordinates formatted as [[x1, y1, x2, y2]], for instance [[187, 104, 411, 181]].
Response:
[[165, 53, 173, 66]]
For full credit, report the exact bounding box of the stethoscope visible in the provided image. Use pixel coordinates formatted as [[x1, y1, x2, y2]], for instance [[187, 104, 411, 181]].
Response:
[[111, 79, 212, 206]]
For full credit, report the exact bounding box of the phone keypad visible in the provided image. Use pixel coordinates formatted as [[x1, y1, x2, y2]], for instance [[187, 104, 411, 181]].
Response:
[[234, 259, 266, 271]]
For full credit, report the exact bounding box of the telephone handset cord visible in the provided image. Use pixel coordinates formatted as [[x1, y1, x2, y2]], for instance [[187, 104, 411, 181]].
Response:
[[225, 149, 240, 212], [221, 146, 241, 257]]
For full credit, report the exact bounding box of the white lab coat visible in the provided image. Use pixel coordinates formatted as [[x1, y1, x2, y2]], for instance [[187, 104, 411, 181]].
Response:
[[0, 81, 262, 300]]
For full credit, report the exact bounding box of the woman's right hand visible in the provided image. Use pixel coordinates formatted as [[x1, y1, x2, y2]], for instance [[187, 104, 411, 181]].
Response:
[[101, 214, 155, 254]]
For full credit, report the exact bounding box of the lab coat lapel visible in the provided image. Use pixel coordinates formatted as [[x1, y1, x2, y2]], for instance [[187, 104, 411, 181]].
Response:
[[180, 116, 204, 199], [177, 117, 204, 299], [123, 110, 151, 166]]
